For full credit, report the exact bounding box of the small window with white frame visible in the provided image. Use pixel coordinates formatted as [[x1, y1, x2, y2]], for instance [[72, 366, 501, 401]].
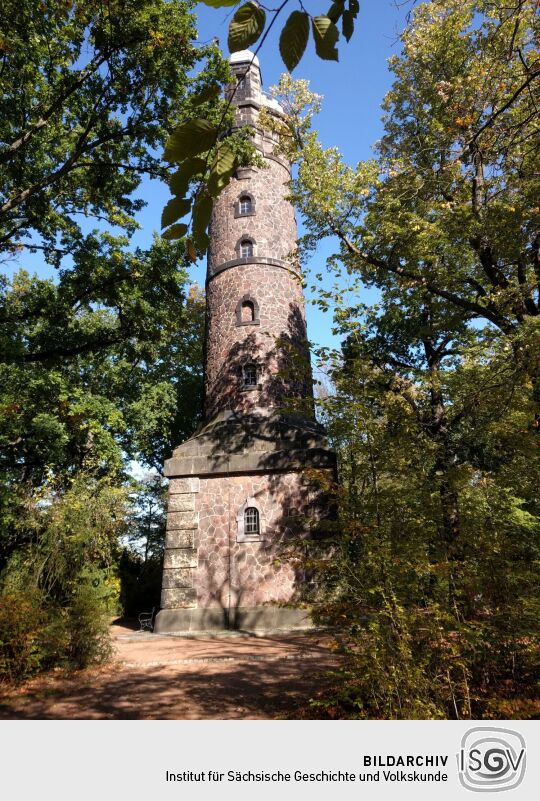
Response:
[[235, 195, 256, 219], [244, 506, 260, 536], [242, 363, 258, 387], [240, 239, 253, 258], [237, 497, 263, 542], [239, 195, 252, 214]]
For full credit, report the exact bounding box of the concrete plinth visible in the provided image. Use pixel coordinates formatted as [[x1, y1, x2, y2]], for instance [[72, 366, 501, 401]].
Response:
[[154, 605, 314, 634]]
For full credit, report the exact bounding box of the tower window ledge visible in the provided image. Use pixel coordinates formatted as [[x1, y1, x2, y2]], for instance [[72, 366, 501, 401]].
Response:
[[234, 208, 256, 219], [240, 384, 262, 392], [238, 533, 263, 543], [236, 319, 260, 327]]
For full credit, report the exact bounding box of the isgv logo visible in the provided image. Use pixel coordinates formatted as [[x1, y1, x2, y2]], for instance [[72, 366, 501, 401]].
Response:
[[458, 727, 526, 792]]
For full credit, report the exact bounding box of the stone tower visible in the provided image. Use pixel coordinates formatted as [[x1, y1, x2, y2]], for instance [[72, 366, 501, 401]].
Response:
[[155, 51, 335, 633]]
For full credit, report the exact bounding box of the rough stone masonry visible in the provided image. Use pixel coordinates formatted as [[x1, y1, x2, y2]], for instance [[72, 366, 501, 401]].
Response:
[[154, 51, 336, 634]]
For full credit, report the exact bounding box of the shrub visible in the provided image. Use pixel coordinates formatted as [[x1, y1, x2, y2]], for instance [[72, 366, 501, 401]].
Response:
[[64, 570, 113, 669], [0, 590, 47, 682], [0, 568, 116, 680]]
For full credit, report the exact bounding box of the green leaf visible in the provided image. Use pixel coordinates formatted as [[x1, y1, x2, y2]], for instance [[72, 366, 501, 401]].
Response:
[[279, 11, 310, 72], [169, 158, 207, 197], [312, 16, 339, 61], [228, 2, 266, 53], [186, 238, 197, 263], [342, 10, 354, 42], [192, 230, 210, 253], [164, 119, 217, 162], [326, 1, 345, 23], [349, 0, 359, 16], [192, 193, 213, 252], [192, 84, 222, 106], [207, 144, 238, 197], [161, 197, 192, 229], [162, 223, 188, 241], [199, 0, 238, 6]]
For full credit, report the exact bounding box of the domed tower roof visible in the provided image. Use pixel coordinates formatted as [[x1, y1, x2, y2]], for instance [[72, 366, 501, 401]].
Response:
[[230, 49, 260, 68]]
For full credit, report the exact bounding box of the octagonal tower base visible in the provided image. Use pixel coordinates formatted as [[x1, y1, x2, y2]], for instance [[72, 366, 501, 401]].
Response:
[[154, 411, 335, 634]]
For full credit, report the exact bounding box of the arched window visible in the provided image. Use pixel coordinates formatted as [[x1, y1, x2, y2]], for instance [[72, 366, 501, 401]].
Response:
[[234, 194, 256, 217], [237, 497, 263, 542], [240, 239, 253, 258], [244, 507, 260, 536], [235, 294, 260, 327], [241, 300, 255, 323], [239, 195, 252, 214], [242, 363, 257, 387]]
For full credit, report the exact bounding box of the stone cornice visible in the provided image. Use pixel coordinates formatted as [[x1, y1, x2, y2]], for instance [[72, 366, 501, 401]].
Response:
[[165, 447, 336, 478], [164, 412, 336, 478], [262, 152, 291, 172], [207, 256, 301, 283]]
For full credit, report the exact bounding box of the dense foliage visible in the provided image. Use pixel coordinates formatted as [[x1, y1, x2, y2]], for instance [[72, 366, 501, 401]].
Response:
[[275, 0, 540, 718], [0, 0, 208, 679]]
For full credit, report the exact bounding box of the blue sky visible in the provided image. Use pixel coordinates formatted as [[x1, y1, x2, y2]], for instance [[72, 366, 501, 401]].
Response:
[[7, 0, 410, 352], [194, 0, 409, 162], [193, 0, 410, 352]]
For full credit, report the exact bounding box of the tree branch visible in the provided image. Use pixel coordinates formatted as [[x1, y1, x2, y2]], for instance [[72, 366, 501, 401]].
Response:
[[0, 53, 108, 166], [327, 217, 514, 333], [466, 65, 540, 150], [20, 334, 125, 364]]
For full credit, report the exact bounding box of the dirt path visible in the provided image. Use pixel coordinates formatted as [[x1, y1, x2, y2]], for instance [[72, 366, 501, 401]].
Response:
[[0, 621, 337, 720]]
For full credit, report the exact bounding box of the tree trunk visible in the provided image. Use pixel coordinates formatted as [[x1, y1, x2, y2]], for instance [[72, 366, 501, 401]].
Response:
[[424, 340, 463, 612]]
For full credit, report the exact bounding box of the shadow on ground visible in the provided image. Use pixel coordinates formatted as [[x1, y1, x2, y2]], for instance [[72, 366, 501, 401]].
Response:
[[0, 630, 337, 720]]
